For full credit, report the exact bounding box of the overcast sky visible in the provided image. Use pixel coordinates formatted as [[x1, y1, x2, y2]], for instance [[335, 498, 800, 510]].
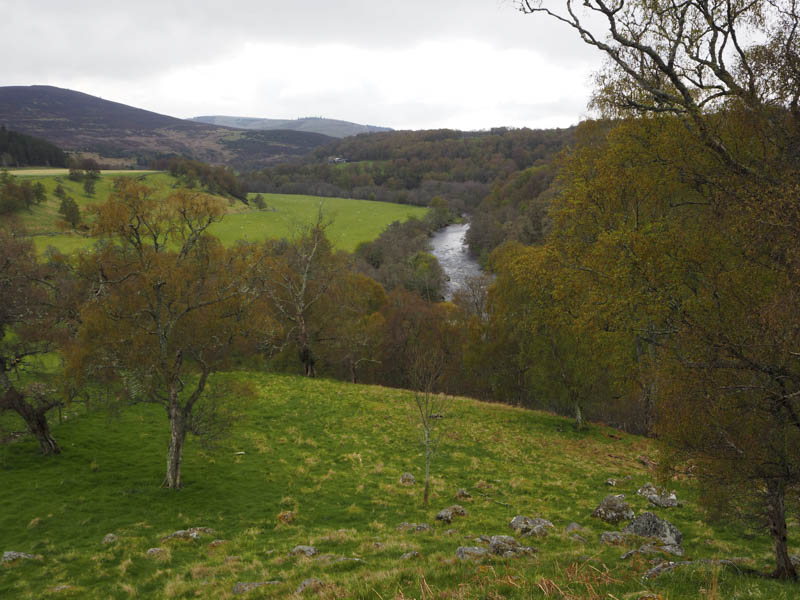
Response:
[[1, 0, 603, 131]]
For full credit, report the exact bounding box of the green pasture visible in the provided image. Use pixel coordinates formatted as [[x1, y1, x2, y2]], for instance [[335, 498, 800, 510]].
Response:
[[1, 373, 796, 598], [5, 171, 427, 255]]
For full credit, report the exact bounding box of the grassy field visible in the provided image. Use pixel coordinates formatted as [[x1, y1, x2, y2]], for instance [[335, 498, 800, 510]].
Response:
[[7, 171, 427, 254], [1, 373, 796, 598]]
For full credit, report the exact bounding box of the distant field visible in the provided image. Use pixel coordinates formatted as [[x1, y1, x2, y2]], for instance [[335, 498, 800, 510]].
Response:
[[213, 194, 427, 252], [8, 168, 156, 177], [8, 171, 427, 254]]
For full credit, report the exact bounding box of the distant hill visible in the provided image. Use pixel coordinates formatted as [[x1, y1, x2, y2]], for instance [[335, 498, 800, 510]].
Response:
[[0, 86, 333, 169], [191, 115, 392, 138]]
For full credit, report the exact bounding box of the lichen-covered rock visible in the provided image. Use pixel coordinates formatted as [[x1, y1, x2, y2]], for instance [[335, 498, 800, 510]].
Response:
[[622, 512, 683, 556], [400, 551, 420, 560], [637, 482, 680, 508], [102, 533, 118, 545], [232, 581, 280, 594], [591, 494, 634, 524], [509, 516, 554, 537], [162, 527, 216, 541], [290, 545, 318, 557], [400, 472, 416, 485], [435, 505, 467, 523], [2, 551, 37, 562], [296, 577, 324, 594], [456, 546, 488, 560], [488, 535, 536, 557], [145, 548, 164, 557]]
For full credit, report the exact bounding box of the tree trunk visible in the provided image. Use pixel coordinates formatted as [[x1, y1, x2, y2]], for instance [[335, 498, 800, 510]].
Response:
[[2, 387, 60, 455], [163, 403, 187, 490], [766, 479, 797, 579], [573, 402, 585, 430], [423, 428, 431, 506]]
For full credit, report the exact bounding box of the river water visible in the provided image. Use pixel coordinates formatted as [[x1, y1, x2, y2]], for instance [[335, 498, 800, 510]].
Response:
[[429, 223, 483, 300]]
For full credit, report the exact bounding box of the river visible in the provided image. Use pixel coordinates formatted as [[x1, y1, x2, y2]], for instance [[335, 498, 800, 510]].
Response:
[[429, 223, 483, 300]]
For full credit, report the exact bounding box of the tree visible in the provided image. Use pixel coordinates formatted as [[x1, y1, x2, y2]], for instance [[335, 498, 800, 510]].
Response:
[[70, 179, 270, 489], [83, 177, 95, 198], [519, 0, 800, 578], [259, 209, 346, 377], [58, 196, 81, 229], [0, 224, 73, 454]]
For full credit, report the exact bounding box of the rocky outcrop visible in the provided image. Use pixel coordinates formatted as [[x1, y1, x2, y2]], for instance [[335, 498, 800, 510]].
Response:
[[591, 494, 635, 524], [622, 512, 684, 556], [488, 535, 536, 558], [290, 545, 318, 557], [436, 505, 467, 523], [509, 516, 555, 537], [637, 482, 680, 508], [2, 551, 37, 562], [396, 522, 432, 533], [162, 527, 216, 541]]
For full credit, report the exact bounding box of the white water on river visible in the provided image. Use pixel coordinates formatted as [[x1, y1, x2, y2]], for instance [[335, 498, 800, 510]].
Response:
[[429, 223, 483, 300]]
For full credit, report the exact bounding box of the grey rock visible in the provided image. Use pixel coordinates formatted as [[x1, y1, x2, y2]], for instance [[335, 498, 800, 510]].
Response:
[[400, 472, 415, 485], [400, 551, 420, 560], [791, 555, 800, 567], [570, 534, 588, 544], [637, 482, 680, 508], [145, 547, 164, 557], [605, 478, 618, 486], [456, 546, 488, 560], [163, 527, 216, 541], [2, 551, 36, 562], [102, 533, 118, 545], [643, 558, 740, 579], [290, 545, 318, 557], [436, 505, 467, 523], [233, 581, 280, 594], [208, 539, 228, 548], [591, 494, 635, 524], [510, 516, 554, 538], [296, 577, 324, 594], [445, 529, 457, 535], [475, 535, 492, 544], [488, 535, 536, 557], [622, 512, 683, 553]]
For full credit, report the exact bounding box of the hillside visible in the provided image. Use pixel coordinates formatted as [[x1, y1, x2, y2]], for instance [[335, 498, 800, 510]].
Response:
[[0, 86, 333, 169], [7, 170, 427, 255], [192, 115, 392, 138], [0, 373, 795, 598]]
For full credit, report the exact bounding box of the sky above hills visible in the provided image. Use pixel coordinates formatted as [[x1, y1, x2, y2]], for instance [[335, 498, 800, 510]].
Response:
[[1, 0, 603, 131]]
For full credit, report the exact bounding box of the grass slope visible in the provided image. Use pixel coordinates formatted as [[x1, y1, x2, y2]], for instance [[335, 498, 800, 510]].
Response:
[[7, 171, 427, 254], [1, 373, 796, 598]]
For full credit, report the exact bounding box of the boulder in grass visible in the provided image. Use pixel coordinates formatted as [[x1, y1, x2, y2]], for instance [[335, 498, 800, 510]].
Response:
[[637, 482, 681, 508], [290, 545, 318, 557], [488, 535, 536, 558], [456, 488, 472, 500], [456, 546, 488, 560], [162, 527, 216, 541], [145, 548, 164, 557], [400, 551, 420, 560], [591, 494, 634, 524], [509, 516, 554, 537], [2, 551, 37, 563], [400, 472, 416, 485], [622, 512, 684, 556], [436, 505, 467, 523], [102, 533, 118, 545]]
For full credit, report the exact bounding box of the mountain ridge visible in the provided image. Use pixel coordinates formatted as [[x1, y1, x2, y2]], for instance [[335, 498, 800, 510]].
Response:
[[190, 114, 392, 138], [0, 85, 333, 169]]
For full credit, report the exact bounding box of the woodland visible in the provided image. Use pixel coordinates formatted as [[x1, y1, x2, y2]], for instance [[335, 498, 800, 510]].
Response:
[[1, 0, 799, 587]]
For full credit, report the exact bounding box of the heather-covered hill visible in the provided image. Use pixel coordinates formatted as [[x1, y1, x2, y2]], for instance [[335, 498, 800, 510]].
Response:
[[0, 86, 333, 169]]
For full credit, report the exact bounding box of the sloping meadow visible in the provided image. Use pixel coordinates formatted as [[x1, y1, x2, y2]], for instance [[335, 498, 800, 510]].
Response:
[[1, 373, 796, 598]]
